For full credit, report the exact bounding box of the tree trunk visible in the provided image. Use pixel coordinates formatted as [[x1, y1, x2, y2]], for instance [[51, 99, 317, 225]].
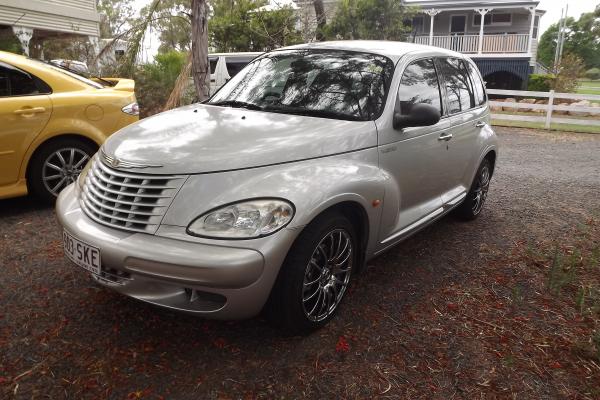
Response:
[[191, 0, 210, 101], [313, 0, 326, 41]]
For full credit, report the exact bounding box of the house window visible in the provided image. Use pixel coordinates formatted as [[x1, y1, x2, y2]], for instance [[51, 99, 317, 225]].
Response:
[[473, 13, 512, 26], [412, 16, 425, 34], [533, 15, 540, 38]]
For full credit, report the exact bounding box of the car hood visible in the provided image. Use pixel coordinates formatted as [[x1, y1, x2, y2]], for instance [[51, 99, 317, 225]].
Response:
[[102, 104, 378, 175]]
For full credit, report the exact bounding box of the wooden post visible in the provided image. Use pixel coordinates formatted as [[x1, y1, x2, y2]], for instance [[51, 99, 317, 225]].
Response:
[[545, 90, 555, 129], [526, 7, 536, 55], [424, 9, 440, 46], [476, 9, 491, 55]]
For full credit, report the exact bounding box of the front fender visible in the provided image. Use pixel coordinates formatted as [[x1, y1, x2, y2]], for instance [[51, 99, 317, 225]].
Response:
[[161, 148, 385, 253]]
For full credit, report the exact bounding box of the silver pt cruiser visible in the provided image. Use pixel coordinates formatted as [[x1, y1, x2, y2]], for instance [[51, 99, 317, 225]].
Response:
[[57, 41, 498, 334]]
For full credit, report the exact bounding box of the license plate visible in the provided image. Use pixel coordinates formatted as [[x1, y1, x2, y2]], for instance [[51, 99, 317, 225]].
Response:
[[63, 230, 101, 275]]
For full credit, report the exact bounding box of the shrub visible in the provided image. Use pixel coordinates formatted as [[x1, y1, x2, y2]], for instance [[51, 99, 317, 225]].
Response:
[[528, 74, 555, 91], [134, 51, 187, 117], [585, 68, 600, 81]]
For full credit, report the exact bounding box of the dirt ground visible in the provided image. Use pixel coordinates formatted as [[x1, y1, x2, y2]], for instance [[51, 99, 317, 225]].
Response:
[[1, 127, 599, 399]]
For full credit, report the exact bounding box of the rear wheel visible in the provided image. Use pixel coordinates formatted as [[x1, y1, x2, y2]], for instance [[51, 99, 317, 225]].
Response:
[[266, 212, 357, 335], [28, 138, 96, 203], [456, 158, 492, 220]]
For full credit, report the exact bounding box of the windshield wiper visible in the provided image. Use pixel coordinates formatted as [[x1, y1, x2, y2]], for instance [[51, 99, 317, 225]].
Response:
[[264, 105, 364, 122], [210, 100, 263, 111]]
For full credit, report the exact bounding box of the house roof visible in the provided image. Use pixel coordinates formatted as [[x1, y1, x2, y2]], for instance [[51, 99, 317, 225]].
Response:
[[404, 0, 545, 15]]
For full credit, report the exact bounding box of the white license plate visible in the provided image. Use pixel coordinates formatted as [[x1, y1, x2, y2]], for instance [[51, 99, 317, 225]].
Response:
[[63, 230, 101, 275]]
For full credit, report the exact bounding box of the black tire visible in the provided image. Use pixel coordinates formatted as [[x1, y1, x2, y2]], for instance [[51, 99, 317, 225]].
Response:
[[28, 137, 96, 204], [456, 158, 492, 221], [266, 211, 358, 335]]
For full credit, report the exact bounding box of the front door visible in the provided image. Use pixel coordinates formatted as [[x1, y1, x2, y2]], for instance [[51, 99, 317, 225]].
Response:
[[0, 62, 52, 186], [376, 58, 449, 244], [450, 15, 467, 34]]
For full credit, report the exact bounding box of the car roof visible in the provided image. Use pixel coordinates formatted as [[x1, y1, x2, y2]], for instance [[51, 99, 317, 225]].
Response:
[[275, 40, 465, 62]]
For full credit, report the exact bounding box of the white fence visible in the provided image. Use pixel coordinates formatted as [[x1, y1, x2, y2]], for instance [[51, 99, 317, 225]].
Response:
[[488, 89, 600, 129], [413, 34, 529, 54]]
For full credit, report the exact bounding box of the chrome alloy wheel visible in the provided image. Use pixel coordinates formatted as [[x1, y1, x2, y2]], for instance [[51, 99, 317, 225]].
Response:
[[302, 229, 353, 322], [42, 148, 90, 196], [472, 164, 491, 215]]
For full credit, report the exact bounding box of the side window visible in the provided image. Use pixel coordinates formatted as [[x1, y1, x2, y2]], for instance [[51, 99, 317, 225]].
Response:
[[397, 58, 443, 116], [439, 58, 475, 114], [467, 62, 486, 106], [0, 67, 9, 97], [226, 61, 249, 77], [0, 63, 50, 97]]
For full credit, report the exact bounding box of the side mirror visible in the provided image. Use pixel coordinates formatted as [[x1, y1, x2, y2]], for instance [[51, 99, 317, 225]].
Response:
[[393, 103, 441, 130]]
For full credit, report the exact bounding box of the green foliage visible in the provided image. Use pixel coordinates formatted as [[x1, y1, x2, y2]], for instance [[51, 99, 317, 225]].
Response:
[[528, 74, 555, 92], [150, 0, 192, 53], [585, 68, 600, 81], [134, 51, 188, 116], [537, 6, 600, 70], [97, 0, 135, 38], [209, 0, 301, 52], [324, 0, 416, 40], [0, 29, 23, 54]]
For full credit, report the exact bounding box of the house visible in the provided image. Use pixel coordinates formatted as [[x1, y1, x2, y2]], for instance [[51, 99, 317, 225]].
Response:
[[295, 0, 545, 90], [0, 0, 100, 57], [406, 0, 545, 89]]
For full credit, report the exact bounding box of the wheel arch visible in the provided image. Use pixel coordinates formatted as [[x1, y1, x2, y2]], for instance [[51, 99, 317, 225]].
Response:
[[24, 133, 99, 180], [484, 149, 497, 177]]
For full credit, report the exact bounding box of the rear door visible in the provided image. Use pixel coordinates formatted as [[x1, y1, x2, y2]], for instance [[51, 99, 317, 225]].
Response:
[[0, 62, 52, 186], [377, 58, 450, 242], [436, 57, 485, 204]]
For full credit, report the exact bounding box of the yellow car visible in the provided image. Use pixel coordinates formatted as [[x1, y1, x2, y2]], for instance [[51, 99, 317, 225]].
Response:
[[0, 50, 139, 202]]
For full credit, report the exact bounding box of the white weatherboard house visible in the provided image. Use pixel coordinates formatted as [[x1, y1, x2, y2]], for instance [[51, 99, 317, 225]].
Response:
[[0, 0, 100, 56], [407, 0, 545, 89]]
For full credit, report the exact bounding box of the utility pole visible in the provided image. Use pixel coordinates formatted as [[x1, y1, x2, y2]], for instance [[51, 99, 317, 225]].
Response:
[[553, 7, 564, 73], [558, 4, 569, 62]]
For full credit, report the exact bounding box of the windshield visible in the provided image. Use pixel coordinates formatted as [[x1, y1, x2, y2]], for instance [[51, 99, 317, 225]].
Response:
[[208, 49, 395, 121], [29, 59, 104, 89]]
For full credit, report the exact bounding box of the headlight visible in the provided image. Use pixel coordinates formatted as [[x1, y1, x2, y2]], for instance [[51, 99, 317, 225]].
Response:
[[121, 102, 139, 115], [187, 199, 294, 239], [77, 159, 93, 190]]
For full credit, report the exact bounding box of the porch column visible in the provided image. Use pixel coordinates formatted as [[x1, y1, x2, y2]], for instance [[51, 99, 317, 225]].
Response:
[[475, 9, 492, 55], [526, 6, 537, 55], [424, 9, 440, 46], [11, 26, 33, 56]]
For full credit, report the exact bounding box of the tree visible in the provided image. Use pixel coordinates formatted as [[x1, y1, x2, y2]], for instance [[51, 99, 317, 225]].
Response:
[[324, 0, 416, 41], [151, 0, 192, 53], [313, 0, 326, 41], [209, 0, 301, 52], [192, 0, 210, 101], [97, 0, 135, 38], [537, 6, 600, 70]]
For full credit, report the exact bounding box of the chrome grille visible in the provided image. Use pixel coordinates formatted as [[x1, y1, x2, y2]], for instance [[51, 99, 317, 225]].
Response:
[[80, 155, 186, 234]]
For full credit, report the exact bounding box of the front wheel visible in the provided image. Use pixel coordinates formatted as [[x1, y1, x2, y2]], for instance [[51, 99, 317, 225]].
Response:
[[28, 138, 96, 203], [266, 212, 357, 335], [456, 158, 492, 220]]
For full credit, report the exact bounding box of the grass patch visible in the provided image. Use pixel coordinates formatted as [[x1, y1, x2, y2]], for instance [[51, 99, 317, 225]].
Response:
[[492, 119, 600, 134], [578, 80, 600, 96]]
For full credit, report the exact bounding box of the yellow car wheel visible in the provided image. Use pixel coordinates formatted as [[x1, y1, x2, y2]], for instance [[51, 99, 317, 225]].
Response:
[[28, 138, 97, 203]]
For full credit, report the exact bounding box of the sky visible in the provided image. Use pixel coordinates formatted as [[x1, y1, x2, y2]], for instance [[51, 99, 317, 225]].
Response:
[[132, 0, 599, 60], [537, 0, 598, 33]]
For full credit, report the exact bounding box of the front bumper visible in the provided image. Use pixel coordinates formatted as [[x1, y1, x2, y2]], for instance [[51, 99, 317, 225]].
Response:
[[56, 184, 296, 319]]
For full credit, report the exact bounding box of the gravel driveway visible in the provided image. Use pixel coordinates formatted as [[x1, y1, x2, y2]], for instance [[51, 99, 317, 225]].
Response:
[[1, 127, 599, 399]]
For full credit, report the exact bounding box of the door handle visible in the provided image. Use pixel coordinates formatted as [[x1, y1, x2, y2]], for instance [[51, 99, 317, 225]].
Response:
[[475, 121, 486, 128], [14, 107, 46, 115], [438, 133, 453, 141]]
